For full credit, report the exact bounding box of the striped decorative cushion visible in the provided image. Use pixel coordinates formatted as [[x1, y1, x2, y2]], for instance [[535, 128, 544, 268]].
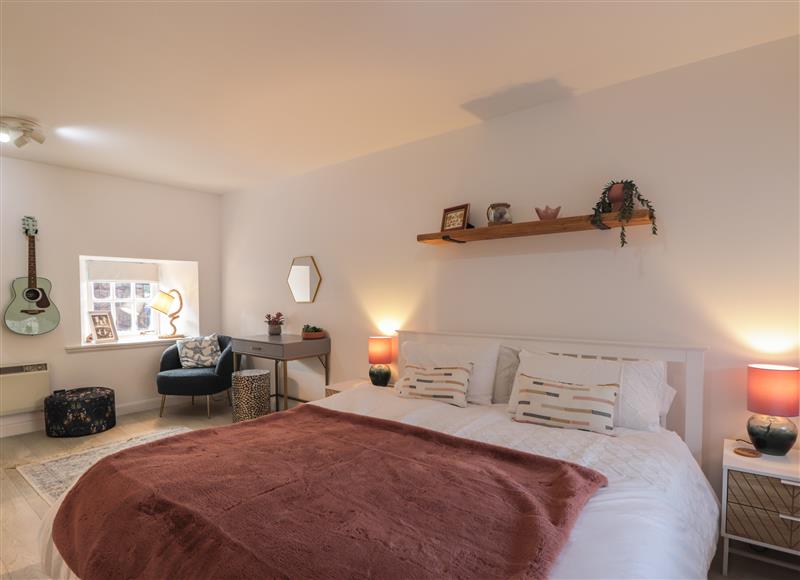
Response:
[[512, 374, 619, 435], [396, 363, 472, 408]]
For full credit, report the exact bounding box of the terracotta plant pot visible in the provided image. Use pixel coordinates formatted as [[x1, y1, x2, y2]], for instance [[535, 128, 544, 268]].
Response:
[[608, 183, 626, 211], [268, 325, 282, 336], [302, 331, 326, 340]]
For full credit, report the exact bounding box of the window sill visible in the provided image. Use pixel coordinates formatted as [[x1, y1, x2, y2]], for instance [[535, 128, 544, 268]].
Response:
[[65, 337, 177, 354]]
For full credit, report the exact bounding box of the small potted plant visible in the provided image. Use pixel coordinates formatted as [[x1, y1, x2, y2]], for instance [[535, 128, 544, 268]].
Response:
[[265, 312, 285, 335], [302, 324, 326, 340], [590, 179, 657, 246]]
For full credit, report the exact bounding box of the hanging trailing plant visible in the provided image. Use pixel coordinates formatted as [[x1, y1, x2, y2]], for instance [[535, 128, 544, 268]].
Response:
[[590, 179, 657, 247]]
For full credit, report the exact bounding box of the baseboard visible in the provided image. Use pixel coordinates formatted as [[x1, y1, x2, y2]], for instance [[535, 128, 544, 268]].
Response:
[[116, 396, 168, 415], [0, 394, 183, 438], [0, 412, 45, 438]]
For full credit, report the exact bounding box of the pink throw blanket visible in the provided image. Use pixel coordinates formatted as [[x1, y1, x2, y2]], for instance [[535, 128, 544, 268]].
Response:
[[54, 404, 606, 579]]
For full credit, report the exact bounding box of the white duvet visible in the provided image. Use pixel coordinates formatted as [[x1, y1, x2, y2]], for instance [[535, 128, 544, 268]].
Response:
[[41, 384, 719, 579]]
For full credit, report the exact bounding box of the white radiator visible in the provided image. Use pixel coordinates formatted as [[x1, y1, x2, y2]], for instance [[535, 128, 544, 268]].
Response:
[[0, 363, 50, 415]]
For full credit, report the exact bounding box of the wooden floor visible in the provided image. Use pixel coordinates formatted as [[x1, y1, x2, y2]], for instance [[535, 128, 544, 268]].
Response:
[[1, 398, 797, 580], [1, 398, 232, 579]]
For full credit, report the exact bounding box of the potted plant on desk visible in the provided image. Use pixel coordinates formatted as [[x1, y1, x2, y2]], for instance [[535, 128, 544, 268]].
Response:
[[302, 324, 326, 340], [265, 312, 285, 336]]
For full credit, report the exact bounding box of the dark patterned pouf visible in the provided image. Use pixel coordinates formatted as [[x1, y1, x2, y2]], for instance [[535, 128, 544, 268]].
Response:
[[44, 387, 116, 437], [232, 370, 270, 422]]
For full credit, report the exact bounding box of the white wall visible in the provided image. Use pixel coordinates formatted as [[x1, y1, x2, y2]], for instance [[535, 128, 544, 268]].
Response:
[[222, 37, 799, 491], [0, 158, 222, 434]]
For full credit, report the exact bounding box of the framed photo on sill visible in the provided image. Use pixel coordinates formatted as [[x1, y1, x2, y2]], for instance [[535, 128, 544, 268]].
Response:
[[89, 310, 118, 343], [441, 203, 470, 232]]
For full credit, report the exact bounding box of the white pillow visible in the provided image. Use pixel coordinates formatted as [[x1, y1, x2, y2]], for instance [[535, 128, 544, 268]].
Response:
[[660, 382, 678, 421], [509, 350, 621, 413], [492, 345, 520, 404], [401, 341, 500, 405], [616, 360, 667, 432], [509, 351, 671, 433]]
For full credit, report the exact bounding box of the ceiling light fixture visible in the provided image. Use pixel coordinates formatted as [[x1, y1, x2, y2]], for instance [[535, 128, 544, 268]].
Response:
[[0, 117, 46, 148]]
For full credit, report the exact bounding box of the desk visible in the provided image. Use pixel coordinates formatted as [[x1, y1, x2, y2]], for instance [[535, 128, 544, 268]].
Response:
[[231, 334, 330, 411]]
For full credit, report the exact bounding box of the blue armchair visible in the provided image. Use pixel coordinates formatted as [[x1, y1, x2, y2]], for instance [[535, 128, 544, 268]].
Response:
[[157, 335, 233, 418]]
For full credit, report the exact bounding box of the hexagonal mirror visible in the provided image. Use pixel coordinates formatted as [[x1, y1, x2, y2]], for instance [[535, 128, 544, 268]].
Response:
[[287, 256, 321, 303]]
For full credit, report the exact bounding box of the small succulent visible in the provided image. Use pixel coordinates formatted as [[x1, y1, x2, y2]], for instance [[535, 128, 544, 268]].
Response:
[[303, 324, 323, 332], [590, 179, 657, 247], [265, 312, 285, 326]]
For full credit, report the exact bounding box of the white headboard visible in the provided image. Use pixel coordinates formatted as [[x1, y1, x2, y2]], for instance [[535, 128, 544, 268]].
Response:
[[397, 330, 707, 464]]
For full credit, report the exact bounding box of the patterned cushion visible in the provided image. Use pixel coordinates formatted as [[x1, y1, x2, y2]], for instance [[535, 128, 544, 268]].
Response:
[[508, 350, 621, 413], [512, 374, 619, 435], [177, 334, 221, 368], [395, 363, 473, 407]]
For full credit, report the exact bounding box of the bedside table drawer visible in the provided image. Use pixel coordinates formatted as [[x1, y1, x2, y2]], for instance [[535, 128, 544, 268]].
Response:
[[727, 470, 800, 516], [726, 502, 800, 550]]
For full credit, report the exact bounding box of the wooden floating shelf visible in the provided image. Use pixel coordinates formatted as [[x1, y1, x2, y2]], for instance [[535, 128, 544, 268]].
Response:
[[417, 209, 653, 245]]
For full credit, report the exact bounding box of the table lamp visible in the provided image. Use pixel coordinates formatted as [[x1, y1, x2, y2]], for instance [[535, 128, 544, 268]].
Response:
[[150, 289, 184, 339], [368, 336, 392, 386], [744, 364, 799, 456]]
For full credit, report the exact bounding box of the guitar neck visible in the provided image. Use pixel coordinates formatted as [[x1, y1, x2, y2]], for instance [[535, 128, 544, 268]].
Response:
[[28, 235, 37, 288]]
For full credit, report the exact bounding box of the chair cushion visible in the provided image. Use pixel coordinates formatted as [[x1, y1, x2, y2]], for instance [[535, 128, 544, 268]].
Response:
[[177, 334, 222, 368], [156, 368, 225, 396]]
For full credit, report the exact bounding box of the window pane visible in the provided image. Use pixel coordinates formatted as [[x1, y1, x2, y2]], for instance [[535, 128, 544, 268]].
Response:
[[115, 303, 132, 332], [136, 303, 154, 332], [135, 282, 152, 299], [93, 282, 111, 299], [114, 283, 131, 300], [92, 302, 111, 312]]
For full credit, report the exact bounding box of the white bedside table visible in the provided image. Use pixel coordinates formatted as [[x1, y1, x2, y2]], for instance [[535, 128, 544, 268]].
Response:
[[324, 379, 370, 398], [721, 439, 800, 575]]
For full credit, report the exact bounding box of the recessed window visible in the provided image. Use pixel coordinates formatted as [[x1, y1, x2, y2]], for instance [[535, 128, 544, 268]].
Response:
[[88, 280, 158, 336], [79, 256, 199, 344]]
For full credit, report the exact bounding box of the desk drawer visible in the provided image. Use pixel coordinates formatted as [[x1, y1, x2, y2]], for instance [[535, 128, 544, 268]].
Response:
[[232, 339, 284, 359], [728, 470, 800, 516], [726, 502, 800, 550]]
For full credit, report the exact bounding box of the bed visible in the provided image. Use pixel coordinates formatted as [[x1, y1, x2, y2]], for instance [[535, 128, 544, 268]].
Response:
[[40, 330, 719, 579]]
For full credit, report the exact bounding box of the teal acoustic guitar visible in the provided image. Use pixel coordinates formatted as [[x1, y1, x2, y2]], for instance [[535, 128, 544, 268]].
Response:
[[4, 216, 60, 335]]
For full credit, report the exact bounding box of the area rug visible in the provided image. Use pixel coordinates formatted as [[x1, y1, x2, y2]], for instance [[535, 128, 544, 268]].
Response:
[[16, 427, 191, 505]]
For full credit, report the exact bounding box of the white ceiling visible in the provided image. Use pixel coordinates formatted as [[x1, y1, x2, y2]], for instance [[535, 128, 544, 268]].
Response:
[[1, 2, 797, 194]]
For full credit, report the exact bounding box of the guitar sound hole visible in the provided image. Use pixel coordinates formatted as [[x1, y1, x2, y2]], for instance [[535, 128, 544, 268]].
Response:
[[24, 288, 42, 302]]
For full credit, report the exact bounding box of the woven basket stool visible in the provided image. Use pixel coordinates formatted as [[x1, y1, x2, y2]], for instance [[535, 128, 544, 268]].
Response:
[[232, 369, 270, 423], [44, 387, 116, 437]]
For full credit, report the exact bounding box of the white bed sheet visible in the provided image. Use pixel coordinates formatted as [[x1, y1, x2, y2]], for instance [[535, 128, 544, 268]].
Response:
[[41, 384, 719, 579]]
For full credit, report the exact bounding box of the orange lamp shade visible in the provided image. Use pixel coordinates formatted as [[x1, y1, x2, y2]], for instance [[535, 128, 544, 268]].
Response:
[[747, 364, 800, 417], [368, 336, 393, 365]]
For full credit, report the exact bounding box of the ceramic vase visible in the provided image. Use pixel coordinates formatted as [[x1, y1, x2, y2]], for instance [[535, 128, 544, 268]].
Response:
[[535, 206, 561, 220]]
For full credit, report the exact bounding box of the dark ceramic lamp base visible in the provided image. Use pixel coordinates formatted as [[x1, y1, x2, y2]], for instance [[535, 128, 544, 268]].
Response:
[[369, 364, 391, 387], [747, 414, 798, 456]]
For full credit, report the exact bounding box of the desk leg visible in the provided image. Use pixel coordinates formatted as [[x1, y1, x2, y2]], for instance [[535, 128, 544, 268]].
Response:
[[283, 360, 289, 411], [233, 353, 240, 372], [273, 360, 278, 412], [325, 353, 330, 385]]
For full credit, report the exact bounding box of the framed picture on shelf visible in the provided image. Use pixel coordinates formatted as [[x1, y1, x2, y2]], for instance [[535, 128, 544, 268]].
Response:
[[88, 310, 118, 343], [440, 203, 470, 232]]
